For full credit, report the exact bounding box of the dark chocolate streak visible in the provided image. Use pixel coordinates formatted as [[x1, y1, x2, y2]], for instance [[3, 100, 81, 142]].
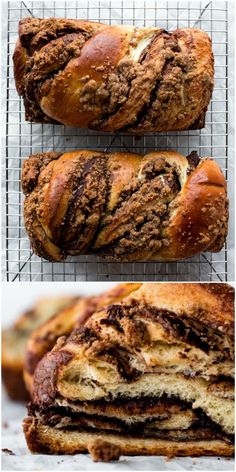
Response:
[[138, 30, 166, 64], [94, 169, 181, 259], [28, 400, 234, 444], [20, 20, 90, 53], [99, 346, 140, 381], [105, 302, 227, 357], [100, 318, 124, 333], [186, 151, 200, 170], [122, 33, 182, 132], [129, 31, 194, 133], [68, 326, 99, 346], [106, 158, 182, 220], [65, 303, 228, 382], [52, 156, 108, 254], [59, 394, 191, 411], [86, 157, 111, 250], [127, 57, 175, 131], [36, 38, 89, 105], [131, 30, 190, 132], [61, 157, 102, 243]]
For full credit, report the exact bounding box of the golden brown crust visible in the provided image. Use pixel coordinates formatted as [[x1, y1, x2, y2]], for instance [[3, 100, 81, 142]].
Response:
[[2, 366, 29, 402], [23, 419, 234, 458], [158, 159, 228, 258], [13, 39, 28, 95], [129, 283, 234, 335], [14, 18, 214, 132], [22, 150, 228, 262], [24, 283, 141, 396]]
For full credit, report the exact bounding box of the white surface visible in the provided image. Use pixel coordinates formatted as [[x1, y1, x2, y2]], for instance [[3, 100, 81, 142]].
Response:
[[1, 389, 234, 471], [3, 281, 234, 326], [1, 281, 117, 327]]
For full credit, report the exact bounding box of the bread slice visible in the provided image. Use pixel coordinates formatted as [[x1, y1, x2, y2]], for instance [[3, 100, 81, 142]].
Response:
[[23, 283, 141, 396], [2, 296, 77, 401], [3, 284, 140, 400], [24, 283, 234, 460], [24, 420, 234, 459]]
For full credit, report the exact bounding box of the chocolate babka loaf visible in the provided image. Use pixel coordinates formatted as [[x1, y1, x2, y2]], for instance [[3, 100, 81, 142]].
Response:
[[2, 296, 77, 401], [13, 18, 214, 133], [23, 283, 140, 396], [21, 150, 228, 262], [24, 283, 234, 460]]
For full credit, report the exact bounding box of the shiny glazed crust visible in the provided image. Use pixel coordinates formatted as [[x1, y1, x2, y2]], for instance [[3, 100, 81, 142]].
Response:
[[24, 283, 141, 396], [13, 18, 214, 133], [21, 150, 228, 262]]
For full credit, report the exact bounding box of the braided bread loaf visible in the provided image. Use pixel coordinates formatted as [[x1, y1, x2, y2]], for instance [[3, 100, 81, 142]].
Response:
[[14, 18, 214, 132], [22, 149, 228, 262]]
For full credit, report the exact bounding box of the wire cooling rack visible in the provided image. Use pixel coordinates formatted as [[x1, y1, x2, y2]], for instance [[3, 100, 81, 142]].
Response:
[[2, 0, 234, 281]]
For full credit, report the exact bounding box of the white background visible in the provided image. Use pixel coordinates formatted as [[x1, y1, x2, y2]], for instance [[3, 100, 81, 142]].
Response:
[[1, 281, 117, 327]]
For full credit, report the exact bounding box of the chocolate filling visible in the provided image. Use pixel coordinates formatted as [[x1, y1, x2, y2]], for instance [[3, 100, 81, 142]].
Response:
[[94, 164, 182, 260], [28, 397, 234, 444], [60, 156, 107, 252], [186, 151, 200, 170], [102, 302, 231, 360]]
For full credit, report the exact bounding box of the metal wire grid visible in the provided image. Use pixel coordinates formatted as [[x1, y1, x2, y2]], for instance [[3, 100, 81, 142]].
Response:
[[3, 0, 231, 281]]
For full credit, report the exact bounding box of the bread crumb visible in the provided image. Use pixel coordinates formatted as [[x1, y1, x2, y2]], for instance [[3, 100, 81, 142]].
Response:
[[2, 448, 15, 455], [88, 439, 121, 462]]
